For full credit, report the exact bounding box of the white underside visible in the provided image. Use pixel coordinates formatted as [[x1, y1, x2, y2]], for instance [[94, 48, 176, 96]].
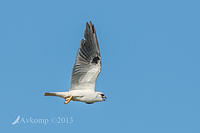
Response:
[[48, 90, 101, 104]]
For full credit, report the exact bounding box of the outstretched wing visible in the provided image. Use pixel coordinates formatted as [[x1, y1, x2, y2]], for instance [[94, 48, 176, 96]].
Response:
[[70, 21, 101, 91]]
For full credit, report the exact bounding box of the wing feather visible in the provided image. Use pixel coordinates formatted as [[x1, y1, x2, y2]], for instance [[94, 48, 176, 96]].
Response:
[[70, 21, 101, 91]]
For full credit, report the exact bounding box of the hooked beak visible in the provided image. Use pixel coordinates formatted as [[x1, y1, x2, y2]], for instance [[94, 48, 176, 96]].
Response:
[[102, 96, 107, 101]]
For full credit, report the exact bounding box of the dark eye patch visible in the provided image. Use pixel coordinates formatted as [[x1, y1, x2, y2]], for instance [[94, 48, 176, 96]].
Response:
[[100, 94, 104, 97]]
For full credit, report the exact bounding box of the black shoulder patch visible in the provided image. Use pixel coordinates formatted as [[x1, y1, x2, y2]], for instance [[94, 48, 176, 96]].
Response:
[[92, 56, 100, 64]]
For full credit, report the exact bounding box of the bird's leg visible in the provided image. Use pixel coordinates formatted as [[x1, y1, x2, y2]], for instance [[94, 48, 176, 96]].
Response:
[[64, 96, 72, 104]]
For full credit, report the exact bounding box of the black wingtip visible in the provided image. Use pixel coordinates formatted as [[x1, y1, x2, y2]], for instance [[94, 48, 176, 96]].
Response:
[[86, 22, 90, 29], [89, 21, 92, 26], [86, 21, 95, 33], [88, 21, 93, 26]]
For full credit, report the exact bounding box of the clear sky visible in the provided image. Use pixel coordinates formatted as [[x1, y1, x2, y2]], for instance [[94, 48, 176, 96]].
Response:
[[0, 0, 200, 133]]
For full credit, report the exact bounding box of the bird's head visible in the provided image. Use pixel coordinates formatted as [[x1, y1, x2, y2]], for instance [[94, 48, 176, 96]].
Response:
[[95, 92, 106, 102]]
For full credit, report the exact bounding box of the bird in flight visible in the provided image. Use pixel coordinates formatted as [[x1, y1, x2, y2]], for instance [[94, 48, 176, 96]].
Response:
[[44, 21, 106, 104]]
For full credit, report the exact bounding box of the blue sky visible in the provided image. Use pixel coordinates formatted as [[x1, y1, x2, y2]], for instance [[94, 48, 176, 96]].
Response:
[[0, 0, 200, 132]]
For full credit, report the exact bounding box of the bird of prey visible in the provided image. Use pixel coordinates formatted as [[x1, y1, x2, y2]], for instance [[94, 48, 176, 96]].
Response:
[[44, 21, 106, 104]]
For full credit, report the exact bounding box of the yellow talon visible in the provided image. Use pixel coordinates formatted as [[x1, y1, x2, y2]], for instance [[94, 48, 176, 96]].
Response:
[[64, 96, 72, 104]]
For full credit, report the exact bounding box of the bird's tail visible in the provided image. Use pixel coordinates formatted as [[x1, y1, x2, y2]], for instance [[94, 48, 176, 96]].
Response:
[[44, 92, 57, 96], [44, 92, 69, 98]]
